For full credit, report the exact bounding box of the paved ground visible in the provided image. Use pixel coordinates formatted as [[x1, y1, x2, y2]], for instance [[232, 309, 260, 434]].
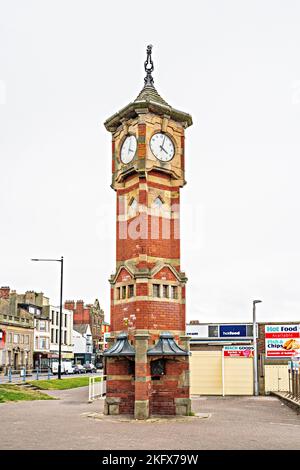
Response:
[[1, 387, 300, 450]]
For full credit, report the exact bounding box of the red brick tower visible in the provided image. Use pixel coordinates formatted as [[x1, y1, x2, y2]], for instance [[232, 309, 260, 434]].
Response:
[[104, 46, 193, 419]]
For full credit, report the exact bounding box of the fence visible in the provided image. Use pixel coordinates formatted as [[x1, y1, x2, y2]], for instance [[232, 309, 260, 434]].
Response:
[[288, 368, 300, 402], [0, 367, 52, 383], [88, 375, 106, 402]]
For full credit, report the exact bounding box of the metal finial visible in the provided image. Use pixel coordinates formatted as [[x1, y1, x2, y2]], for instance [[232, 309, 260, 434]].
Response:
[[144, 44, 154, 87]]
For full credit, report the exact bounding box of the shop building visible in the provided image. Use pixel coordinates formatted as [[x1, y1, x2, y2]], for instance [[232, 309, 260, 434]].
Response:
[[187, 321, 255, 396], [17, 291, 51, 369], [73, 324, 93, 365], [0, 287, 34, 372], [45, 305, 74, 364], [257, 322, 300, 394], [64, 299, 105, 364]]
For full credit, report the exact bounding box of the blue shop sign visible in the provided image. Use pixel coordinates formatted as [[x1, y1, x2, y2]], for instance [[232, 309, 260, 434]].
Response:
[[219, 325, 247, 338]]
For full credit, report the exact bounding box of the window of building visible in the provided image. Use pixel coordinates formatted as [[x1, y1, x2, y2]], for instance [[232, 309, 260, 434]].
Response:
[[116, 287, 120, 300], [151, 359, 165, 380], [128, 285, 134, 298], [39, 320, 46, 332], [122, 286, 126, 299], [153, 284, 160, 298], [20, 335, 24, 344], [170, 286, 178, 299], [64, 331, 67, 345], [246, 325, 254, 337], [65, 314, 67, 328], [208, 325, 219, 337], [8, 333, 12, 343], [56, 312, 59, 326], [162, 285, 169, 298], [13, 334, 19, 344], [55, 330, 58, 344], [128, 360, 135, 376], [40, 337, 47, 349], [51, 310, 54, 323], [128, 197, 138, 216], [24, 335, 29, 345], [153, 196, 164, 209], [51, 329, 54, 343]]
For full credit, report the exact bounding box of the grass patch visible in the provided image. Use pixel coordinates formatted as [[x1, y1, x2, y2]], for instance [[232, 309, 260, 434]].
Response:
[[0, 384, 54, 403], [28, 376, 103, 390]]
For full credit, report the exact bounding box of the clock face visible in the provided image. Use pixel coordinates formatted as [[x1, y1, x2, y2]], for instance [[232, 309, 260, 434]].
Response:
[[120, 135, 137, 164], [150, 133, 175, 162]]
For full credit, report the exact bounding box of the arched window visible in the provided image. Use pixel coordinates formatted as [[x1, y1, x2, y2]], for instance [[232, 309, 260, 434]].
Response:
[[153, 196, 164, 208], [128, 197, 138, 216]]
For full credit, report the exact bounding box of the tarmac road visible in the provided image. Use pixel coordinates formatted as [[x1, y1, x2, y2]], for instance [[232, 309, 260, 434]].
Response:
[[1, 387, 299, 450]]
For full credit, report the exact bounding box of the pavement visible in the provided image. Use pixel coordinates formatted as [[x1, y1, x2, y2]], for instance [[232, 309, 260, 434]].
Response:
[[1, 387, 300, 450]]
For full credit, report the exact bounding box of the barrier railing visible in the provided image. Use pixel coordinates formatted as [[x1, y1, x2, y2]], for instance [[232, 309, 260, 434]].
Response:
[[88, 375, 106, 402], [288, 367, 300, 402], [0, 367, 53, 383]]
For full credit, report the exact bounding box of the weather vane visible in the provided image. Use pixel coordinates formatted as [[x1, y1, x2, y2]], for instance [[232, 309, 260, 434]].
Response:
[[144, 44, 154, 87]]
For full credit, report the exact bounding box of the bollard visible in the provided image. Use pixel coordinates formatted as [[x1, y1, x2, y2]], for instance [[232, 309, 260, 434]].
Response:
[[23, 367, 26, 382], [48, 367, 51, 380], [8, 367, 12, 383], [36, 367, 39, 381]]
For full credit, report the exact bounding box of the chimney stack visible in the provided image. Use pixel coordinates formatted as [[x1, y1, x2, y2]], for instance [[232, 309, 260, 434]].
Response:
[[0, 286, 10, 300]]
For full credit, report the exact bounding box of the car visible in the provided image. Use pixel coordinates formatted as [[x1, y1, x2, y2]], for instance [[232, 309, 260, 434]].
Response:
[[73, 364, 85, 374], [83, 363, 97, 373]]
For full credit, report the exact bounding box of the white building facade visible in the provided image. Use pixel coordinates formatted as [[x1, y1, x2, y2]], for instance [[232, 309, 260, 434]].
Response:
[[72, 324, 93, 364], [49, 306, 74, 363]]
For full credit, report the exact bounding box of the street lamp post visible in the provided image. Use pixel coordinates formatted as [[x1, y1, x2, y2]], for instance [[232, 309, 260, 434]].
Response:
[[253, 299, 262, 396], [31, 257, 64, 379]]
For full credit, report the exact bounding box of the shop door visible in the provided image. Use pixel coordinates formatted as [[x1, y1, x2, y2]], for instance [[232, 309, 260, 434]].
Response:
[[190, 351, 223, 395], [265, 365, 289, 392], [224, 357, 253, 395], [14, 352, 18, 370]]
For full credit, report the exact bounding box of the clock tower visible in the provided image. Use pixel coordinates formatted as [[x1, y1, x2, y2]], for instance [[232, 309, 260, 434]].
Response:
[[104, 46, 193, 419]]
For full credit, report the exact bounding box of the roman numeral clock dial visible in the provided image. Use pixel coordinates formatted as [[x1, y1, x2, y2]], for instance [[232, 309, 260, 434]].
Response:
[[150, 133, 175, 162]]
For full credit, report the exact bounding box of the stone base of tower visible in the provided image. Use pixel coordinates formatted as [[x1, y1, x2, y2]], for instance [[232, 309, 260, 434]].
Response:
[[104, 351, 191, 419]]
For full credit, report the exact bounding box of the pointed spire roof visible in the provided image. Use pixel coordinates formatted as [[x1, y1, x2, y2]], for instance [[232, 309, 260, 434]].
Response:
[[134, 45, 170, 107], [104, 45, 192, 132], [134, 84, 170, 108]]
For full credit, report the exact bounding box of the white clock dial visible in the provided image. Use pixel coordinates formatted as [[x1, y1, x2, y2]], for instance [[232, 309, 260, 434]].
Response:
[[150, 133, 175, 162], [120, 135, 137, 164]]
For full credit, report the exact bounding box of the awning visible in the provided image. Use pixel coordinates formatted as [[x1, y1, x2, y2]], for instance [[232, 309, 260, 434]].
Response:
[[103, 332, 135, 357], [147, 332, 189, 356]]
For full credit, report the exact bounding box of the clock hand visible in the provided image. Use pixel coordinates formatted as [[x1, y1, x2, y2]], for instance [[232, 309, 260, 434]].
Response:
[[160, 146, 168, 154]]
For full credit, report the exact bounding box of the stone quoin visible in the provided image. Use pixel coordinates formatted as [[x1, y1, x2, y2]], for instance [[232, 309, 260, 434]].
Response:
[[103, 45, 193, 419]]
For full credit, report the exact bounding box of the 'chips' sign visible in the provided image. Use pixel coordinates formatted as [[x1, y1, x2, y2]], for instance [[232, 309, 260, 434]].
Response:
[[265, 325, 300, 357]]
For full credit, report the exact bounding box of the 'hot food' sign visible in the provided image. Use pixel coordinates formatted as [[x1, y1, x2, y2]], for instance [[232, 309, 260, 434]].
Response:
[[265, 325, 300, 357]]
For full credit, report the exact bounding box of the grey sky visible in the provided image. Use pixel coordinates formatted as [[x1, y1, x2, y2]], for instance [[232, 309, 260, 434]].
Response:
[[1, 1, 300, 324]]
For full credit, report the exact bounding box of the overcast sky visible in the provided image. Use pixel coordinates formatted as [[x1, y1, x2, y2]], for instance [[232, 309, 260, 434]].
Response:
[[1, 1, 300, 324]]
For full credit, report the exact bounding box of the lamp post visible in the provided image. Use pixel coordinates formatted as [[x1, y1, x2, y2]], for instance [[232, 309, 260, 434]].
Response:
[[31, 257, 64, 379], [253, 299, 262, 396]]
